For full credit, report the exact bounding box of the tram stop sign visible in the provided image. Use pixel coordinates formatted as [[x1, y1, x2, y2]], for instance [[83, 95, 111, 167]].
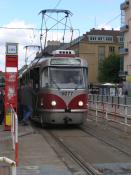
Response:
[[4, 43, 18, 131]]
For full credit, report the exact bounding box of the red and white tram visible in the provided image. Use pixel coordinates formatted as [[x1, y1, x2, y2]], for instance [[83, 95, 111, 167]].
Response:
[[19, 50, 88, 126]]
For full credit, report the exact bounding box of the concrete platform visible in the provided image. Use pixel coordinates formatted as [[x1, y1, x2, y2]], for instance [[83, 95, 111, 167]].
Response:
[[0, 124, 72, 175]]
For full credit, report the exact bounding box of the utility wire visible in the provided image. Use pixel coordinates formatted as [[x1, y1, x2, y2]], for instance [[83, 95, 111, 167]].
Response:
[[53, 0, 62, 9], [44, 0, 62, 23], [0, 13, 120, 31], [0, 26, 38, 30], [101, 14, 121, 27], [0, 26, 79, 31]]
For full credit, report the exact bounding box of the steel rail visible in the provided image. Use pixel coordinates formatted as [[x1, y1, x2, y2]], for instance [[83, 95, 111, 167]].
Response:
[[32, 122, 100, 175], [81, 125, 131, 158], [47, 130, 100, 175]]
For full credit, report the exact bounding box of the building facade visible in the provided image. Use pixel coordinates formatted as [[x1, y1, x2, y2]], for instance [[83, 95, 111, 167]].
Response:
[[120, 0, 131, 74], [120, 0, 131, 95], [67, 28, 122, 83]]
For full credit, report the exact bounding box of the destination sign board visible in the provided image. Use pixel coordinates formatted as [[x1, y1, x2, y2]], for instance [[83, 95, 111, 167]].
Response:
[[6, 43, 18, 55], [51, 58, 81, 65]]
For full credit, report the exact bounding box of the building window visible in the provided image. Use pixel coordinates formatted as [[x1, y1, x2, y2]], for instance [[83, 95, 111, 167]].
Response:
[[117, 36, 124, 43], [98, 46, 105, 63], [109, 46, 115, 53], [106, 37, 113, 41], [88, 35, 113, 42]]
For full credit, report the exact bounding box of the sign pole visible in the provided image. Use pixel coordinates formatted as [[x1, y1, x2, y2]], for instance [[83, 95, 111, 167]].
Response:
[[4, 43, 18, 131]]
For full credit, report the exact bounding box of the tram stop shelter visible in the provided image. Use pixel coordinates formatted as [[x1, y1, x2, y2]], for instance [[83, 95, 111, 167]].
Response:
[[89, 83, 122, 96]]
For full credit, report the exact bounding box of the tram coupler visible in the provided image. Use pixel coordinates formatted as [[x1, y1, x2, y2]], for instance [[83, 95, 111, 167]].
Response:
[[65, 108, 71, 112], [63, 117, 72, 124]]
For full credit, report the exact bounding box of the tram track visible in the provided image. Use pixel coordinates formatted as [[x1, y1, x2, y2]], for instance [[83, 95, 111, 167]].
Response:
[[31, 122, 100, 175], [31, 121, 131, 175], [80, 125, 131, 158], [46, 130, 100, 175], [82, 110, 131, 158]]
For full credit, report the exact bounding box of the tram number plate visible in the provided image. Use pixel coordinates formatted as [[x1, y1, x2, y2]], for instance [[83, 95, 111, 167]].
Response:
[[61, 91, 73, 96]]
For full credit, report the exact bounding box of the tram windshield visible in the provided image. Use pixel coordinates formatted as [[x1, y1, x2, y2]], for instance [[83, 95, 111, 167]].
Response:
[[48, 67, 87, 89]]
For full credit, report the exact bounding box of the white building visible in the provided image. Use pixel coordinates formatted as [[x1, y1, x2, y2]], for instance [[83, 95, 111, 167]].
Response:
[[120, 0, 131, 74], [120, 0, 131, 95]]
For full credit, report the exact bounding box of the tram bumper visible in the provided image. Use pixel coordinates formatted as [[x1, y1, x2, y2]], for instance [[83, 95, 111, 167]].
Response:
[[42, 109, 87, 125]]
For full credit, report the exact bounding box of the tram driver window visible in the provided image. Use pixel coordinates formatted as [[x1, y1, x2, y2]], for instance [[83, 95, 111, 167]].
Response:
[[41, 68, 48, 88]]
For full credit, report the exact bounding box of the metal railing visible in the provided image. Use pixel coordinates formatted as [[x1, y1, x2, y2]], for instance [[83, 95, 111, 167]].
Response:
[[88, 94, 131, 132], [10, 105, 18, 166], [88, 94, 131, 106], [0, 157, 16, 175]]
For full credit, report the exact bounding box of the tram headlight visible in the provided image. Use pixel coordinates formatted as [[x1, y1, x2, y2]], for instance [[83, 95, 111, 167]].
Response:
[[51, 100, 57, 106], [78, 101, 84, 107]]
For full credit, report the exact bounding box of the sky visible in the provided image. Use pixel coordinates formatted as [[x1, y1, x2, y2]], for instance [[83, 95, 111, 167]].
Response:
[[0, 0, 124, 71]]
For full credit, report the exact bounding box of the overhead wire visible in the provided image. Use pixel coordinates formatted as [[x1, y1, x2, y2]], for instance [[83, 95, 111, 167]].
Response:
[[0, 26, 38, 30], [53, 0, 62, 9], [101, 14, 121, 28], [0, 26, 77, 31], [0, 14, 120, 31], [17, 1, 121, 68]]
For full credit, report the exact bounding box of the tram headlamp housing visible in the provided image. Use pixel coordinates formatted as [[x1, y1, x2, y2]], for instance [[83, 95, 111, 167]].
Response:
[[78, 101, 84, 107], [51, 100, 57, 106]]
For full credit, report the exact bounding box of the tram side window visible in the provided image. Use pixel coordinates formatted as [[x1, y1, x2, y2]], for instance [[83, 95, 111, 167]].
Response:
[[30, 68, 40, 90], [41, 68, 48, 88]]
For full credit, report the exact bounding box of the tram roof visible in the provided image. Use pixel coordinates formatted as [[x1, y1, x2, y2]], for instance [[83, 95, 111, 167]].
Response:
[[19, 53, 88, 78], [29, 55, 88, 68]]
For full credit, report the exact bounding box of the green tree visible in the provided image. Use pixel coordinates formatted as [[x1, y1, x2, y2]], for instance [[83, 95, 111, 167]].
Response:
[[98, 54, 120, 83]]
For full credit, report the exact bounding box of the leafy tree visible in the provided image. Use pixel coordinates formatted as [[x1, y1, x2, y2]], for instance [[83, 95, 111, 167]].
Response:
[[98, 54, 120, 83]]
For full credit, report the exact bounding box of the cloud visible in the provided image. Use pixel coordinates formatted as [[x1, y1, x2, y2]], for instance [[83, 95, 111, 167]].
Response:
[[97, 24, 120, 30], [0, 20, 40, 71], [0, 20, 78, 71]]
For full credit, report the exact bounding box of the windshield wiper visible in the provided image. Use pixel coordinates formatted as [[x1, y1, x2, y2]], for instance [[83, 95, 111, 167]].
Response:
[[75, 84, 80, 90], [75, 83, 84, 90], [52, 80, 61, 90]]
